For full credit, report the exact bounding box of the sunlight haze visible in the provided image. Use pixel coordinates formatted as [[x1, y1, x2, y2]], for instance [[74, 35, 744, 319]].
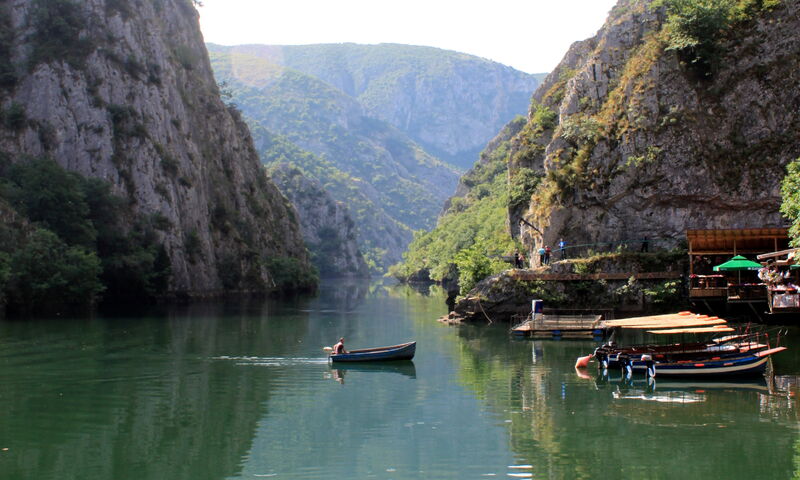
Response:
[[198, 0, 619, 74]]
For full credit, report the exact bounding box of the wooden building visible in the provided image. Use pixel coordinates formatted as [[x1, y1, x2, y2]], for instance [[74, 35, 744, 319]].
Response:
[[687, 228, 789, 310], [757, 247, 800, 315]]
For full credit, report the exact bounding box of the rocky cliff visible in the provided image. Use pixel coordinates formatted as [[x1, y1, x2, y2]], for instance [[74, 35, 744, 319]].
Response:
[[250, 126, 408, 274], [268, 162, 369, 277], [511, 0, 800, 254], [0, 0, 313, 295], [207, 43, 541, 170]]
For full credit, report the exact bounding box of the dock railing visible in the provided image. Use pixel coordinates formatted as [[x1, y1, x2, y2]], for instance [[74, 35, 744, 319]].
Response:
[[537, 237, 673, 264]]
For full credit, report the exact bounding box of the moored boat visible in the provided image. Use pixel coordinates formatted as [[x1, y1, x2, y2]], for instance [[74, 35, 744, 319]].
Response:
[[574, 311, 788, 378], [637, 347, 786, 377], [593, 335, 769, 370], [329, 341, 416, 363]]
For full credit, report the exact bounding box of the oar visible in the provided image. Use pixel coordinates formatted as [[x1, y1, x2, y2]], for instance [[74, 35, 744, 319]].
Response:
[[575, 353, 593, 369]]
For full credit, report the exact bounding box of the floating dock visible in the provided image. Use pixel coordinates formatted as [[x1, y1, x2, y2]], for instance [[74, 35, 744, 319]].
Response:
[[511, 311, 733, 338], [511, 314, 605, 338]]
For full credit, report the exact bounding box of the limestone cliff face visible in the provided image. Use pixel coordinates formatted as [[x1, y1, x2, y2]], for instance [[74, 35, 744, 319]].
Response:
[[0, 0, 312, 293], [511, 0, 800, 253], [268, 163, 369, 277]]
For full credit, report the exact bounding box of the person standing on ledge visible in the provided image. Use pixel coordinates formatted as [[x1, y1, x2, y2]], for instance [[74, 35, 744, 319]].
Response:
[[559, 238, 567, 259], [332, 337, 347, 354], [641, 236, 649, 253]]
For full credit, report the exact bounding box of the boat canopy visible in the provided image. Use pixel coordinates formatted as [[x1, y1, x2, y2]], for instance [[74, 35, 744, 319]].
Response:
[[603, 312, 727, 330], [646, 326, 735, 334]]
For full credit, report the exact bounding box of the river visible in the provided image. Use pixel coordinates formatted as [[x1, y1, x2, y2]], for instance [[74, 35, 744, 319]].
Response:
[[0, 279, 798, 480]]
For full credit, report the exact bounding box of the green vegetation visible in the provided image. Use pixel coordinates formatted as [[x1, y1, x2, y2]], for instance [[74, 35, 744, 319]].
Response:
[[508, 167, 540, 213], [530, 102, 558, 131], [209, 43, 540, 170], [542, 68, 577, 105], [2, 228, 103, 311], [658, 0, 780, 77], [0, 156, 171, 314], [209, 50, 460, 271], [266, 256, 319, 292], [567, 249, 687, 274], [211, 57, 450, 231], [452, 242, 510, 293], [781, 158, 800, 247], [643, 279, 683, 305], [28, 0, 94, 69], [2, 103, 27, 130], [389, 120, 529, 293]]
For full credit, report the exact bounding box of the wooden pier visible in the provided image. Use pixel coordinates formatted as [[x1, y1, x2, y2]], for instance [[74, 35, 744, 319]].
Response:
[[511, 313, 605, 338], [508, 270, 681, 282]]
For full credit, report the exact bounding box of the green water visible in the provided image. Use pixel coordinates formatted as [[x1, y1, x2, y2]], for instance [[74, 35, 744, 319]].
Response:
[[0, 279, 798, 480]]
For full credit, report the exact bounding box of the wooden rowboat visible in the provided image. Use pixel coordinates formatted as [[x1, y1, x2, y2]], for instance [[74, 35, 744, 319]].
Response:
[[329, 341, 416, 363], [641, 347, 786, 377], [594, 337, 769, 370]]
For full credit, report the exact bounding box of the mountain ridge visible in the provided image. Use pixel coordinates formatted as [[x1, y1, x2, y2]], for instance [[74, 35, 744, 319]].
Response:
[[208, 42, 541, 169], [210, 47, 463, 269]]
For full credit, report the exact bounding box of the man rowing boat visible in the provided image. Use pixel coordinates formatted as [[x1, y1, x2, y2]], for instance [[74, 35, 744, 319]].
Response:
[[332, 337, 347, 354]]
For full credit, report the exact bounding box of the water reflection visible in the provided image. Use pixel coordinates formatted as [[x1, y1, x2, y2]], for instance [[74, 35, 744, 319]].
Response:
[[0, 299, 313, 480], [327, 361, 417, 383], [300, 276, 371, 313], [0, 282, 798, 480], [454, 329, 800, 480]]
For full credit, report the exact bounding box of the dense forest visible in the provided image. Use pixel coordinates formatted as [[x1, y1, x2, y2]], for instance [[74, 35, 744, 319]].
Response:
[[0, 157, 170, 313]]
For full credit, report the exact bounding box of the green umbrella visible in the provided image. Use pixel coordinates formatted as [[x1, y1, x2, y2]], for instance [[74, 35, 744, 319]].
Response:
[[712, 255, 762, 271]]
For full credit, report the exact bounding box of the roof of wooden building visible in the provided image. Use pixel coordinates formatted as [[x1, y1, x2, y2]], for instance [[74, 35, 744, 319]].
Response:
[[687, 228, 788, 254]]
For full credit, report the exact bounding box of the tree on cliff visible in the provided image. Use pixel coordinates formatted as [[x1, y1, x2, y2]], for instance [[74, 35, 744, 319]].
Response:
[[0, 158, 172, 313], [659, 0, 781, 77]]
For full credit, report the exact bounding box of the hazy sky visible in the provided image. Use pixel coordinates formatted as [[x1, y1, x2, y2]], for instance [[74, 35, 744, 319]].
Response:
[[197, 0, 619, 74]]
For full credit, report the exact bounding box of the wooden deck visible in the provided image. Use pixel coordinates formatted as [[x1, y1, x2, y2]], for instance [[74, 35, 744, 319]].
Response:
[[512, 314, 605, 338], [511, 311, 738, 338], [509, 271, 681, 281]]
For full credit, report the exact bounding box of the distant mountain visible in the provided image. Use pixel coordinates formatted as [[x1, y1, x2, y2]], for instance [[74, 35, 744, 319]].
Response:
[[252, 127, 409, 274], [209, 49, 461, 269], [208, 43, 542, 170]]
